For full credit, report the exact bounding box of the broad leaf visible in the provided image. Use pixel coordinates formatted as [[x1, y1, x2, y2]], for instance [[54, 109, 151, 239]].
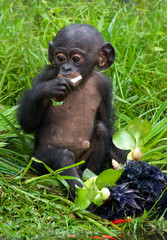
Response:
[[113, 129, 136, 150], [82, 168, 97, 181], [95, 169, 123, 190], [93, 193, 103, 207], [75, 177, 99, 209], [86, 180, 99, 202], [75, 186, 90, 209], [127, 118, 151, 141]]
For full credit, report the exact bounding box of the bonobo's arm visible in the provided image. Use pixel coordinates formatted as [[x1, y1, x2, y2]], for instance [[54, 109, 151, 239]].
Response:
[[96, 76, 113, 129], [96, 76, 127, 163], [18, 65, 74, 133]]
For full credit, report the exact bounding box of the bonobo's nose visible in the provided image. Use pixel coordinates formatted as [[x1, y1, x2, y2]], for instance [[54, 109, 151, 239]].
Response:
[[61, 63, 72, 73]]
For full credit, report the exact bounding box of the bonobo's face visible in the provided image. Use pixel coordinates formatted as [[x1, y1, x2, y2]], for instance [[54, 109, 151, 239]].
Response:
[[49, 24, 104, 80], [53, 46, 88, 79]]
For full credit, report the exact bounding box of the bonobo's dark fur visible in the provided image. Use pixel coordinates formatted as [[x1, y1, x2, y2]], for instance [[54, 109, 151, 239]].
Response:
[[18, 24, 126, 199], [94, 161, 167, 220]]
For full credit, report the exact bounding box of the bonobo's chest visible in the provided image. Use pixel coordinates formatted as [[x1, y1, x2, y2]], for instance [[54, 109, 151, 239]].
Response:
[[48, 73, 101, 129], [37, 72, 102, 156]]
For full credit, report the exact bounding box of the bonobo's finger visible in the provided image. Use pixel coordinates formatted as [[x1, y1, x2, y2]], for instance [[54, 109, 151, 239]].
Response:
[[55, 90, 66, 101], [59, 77, 74, 94], [59, 84, 69, 99], [65, 78, 75, 93], [61, 77, 74, 88], [66, 78, 75, 89]]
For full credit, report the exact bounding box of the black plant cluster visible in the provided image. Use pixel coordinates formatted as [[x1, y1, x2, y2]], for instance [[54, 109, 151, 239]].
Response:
[[95, 161, 167, 220]]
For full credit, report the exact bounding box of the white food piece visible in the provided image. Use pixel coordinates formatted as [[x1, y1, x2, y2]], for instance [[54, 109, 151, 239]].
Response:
[[70, 75, 82, 84]]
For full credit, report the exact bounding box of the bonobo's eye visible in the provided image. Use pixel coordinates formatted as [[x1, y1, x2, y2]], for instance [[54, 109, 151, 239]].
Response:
[[55, 53, 66, 63], [71, 54, 83, 64]]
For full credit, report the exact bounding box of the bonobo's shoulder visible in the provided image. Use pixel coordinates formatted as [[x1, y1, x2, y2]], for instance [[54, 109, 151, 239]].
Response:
[[93, 71, 111, 88]]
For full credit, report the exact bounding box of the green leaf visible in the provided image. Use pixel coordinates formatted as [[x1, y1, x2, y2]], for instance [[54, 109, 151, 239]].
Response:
[[86, 180, 99, 202], [51, 99, 63, 106], [143, 118, 167, 145], [84, 216, 117, 238], [93, 193, 103, 207], [113, 129, 136, 150], [32, 157, 54, 173], [151, 99, 167, 125], [95, 169, 123, 190], [83, 176, 97, 189], [0, 142, 8, 147], [82, 168, 97, 181], [55, 160, 85, 173], [93, 187, 111, 206], [153, 47, 164, 51], [75, 186, 90, 210], [127, 118, 151, 141], [98, 15, 104, 32], [0, 112, 31, 155]]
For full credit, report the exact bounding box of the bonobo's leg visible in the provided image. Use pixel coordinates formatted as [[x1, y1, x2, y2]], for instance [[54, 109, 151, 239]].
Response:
[[79, 121, 110, 174], [32, 147, 82, 200]]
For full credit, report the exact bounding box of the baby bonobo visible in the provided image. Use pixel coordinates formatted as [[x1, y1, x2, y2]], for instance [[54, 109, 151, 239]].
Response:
[[18, 24, 126, 199]]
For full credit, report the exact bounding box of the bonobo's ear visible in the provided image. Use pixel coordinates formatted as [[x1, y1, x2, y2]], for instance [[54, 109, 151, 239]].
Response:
[[48, 41, 54, 64], [98, 42, 115, 70]]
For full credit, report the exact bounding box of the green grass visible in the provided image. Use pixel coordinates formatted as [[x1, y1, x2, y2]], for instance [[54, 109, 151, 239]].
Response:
[[0, 0, 167, 239]]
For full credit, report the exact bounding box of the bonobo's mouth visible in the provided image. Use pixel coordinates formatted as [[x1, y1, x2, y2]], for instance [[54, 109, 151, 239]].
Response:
[[58, 72, 80, 79], [58, 72, 82, 85]]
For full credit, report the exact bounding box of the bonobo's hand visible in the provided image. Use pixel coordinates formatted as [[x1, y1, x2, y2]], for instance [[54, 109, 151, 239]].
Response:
[[38, 77, 74, 102]]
